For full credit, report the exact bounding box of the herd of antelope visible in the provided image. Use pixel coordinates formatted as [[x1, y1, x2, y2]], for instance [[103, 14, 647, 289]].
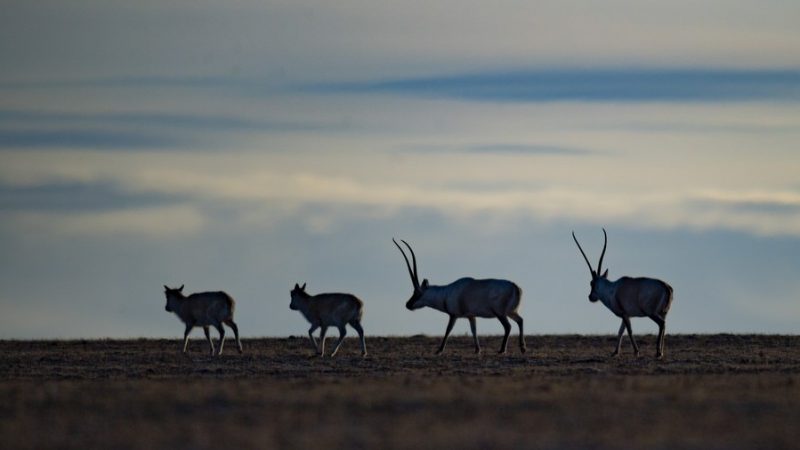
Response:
[[164, 229, 674, 359]]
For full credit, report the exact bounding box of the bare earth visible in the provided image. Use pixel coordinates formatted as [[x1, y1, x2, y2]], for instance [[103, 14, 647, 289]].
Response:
[[1, 334, 799, 449]]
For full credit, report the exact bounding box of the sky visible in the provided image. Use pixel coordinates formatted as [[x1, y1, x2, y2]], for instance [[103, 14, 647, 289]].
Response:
[[1, 0, 800, 339]]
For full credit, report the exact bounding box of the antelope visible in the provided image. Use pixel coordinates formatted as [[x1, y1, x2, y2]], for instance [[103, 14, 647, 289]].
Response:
[[289, 283, 367, 357], [163, 284, 243, 356], [393, 238, 526, 355], [572, 229, 674, 359]]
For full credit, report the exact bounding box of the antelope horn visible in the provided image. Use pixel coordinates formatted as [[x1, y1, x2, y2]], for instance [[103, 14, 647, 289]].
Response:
[[393, 238, 419, 289], [572, 231, 596, 277], [597, 228, 608, 276], [401, 239, 418, 283]]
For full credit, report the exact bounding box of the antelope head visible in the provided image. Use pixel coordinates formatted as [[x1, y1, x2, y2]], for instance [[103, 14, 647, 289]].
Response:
[[572, 229, 609, 303], [289, 282, 307, 310], [163, 284, 185, 312], [393, 238, 429, 310]]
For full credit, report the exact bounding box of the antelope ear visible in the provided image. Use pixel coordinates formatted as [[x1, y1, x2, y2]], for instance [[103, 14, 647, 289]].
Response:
[[601, 269, 608, 278], [178, 284, 184, 292], [301, 282, 306, 290], [294, 283, 299, 290], [421, 278, 429, 289], [163, 285, 169, 291]]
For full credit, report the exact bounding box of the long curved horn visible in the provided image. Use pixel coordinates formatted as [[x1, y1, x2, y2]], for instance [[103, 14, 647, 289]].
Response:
[[393, 238, 419, 289], [597, 228, 608, 276], [401, 240, 418, 283], [572, 231, 596, 277]]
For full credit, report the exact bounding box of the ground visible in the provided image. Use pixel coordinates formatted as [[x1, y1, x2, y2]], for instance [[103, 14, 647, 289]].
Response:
[[1, 334, 799, 449]]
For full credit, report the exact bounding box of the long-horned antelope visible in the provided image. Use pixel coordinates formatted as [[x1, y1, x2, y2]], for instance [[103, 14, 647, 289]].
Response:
[[393, 238, 526, 355], [289, 283, 367, 357], [163, 285, 243, 356], [572, 229, 674, 359]]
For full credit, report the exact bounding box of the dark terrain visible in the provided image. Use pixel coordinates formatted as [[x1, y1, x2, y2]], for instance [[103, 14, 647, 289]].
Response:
[[1, 334, 799, 449]]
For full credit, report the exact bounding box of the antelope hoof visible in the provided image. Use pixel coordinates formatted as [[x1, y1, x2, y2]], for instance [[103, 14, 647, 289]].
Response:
[[520, 346, 527, 354], [238, 348, 243, 355], [634, 351, 641, 358], [496, 350, 506, 355], [361, 352, 368, 358], [435, 349, 444, 356], [656, 352, 664, 360], [610, 350, 620, 358]]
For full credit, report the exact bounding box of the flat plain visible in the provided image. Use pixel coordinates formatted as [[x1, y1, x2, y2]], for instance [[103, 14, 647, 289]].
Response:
[[1, 334, 799, 449]]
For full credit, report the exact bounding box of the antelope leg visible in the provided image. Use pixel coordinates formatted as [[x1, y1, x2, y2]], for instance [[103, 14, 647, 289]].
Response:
[[508, 312, 526, 353], [468, 317, 481, 354], [318, 326, 328, 356], [225, 319, 243, 354], [182, 324, 193, 353], [436, 316, 457, 355], [612, 321, 625, 356], [203, 326, 215, 355], [329, 326, 347, 357], [350, 320, 367, 357], [307, 325, 319, 353], [497, 315, 511, 354], [623, 317, 639, 356], [214, 322, 225, 356]]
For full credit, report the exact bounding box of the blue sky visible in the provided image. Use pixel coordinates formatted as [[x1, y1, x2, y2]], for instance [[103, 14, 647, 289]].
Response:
[[1, 0, 800, 338]]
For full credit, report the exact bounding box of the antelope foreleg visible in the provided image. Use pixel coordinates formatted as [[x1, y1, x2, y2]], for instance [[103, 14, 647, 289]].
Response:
[[623, 317, 640, 356], [612, 321, 625, 357], [318, 326, 328, 357], [307, 325, 319, 354], [436, 316, 457, 355], [182, 324, 193, 354]]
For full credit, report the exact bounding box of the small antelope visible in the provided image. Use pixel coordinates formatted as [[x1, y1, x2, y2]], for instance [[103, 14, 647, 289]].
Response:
[[393, 238, 526, 355], [163, 284, 243, 356], [572, 229, 674, 359], [289, 283, 367, 357]]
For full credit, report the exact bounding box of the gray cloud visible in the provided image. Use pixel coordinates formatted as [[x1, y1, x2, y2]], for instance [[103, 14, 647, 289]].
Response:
[[0, 109, 346, 134], [315, 68, 800, 102], [0, 129, 184, 150], [0, 181, 185, 212], [399, 143, 596, 156], [691, 198, 800, 215]]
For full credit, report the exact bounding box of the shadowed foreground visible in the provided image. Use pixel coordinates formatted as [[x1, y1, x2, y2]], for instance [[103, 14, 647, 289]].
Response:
[[1, 335, 799, 449]]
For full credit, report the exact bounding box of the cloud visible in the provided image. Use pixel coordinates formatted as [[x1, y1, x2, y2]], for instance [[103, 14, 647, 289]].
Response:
[[400, 143, 596, 156], [14, 168, 800, 238], [0, 110, 267, 131], [0, 75, 255, 90], [6, 204, 206, 238], [0, 129, 184, 150], [0, 181, 184, 212], [0, 112, 352, 152], [315, 68, 800, 102]]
